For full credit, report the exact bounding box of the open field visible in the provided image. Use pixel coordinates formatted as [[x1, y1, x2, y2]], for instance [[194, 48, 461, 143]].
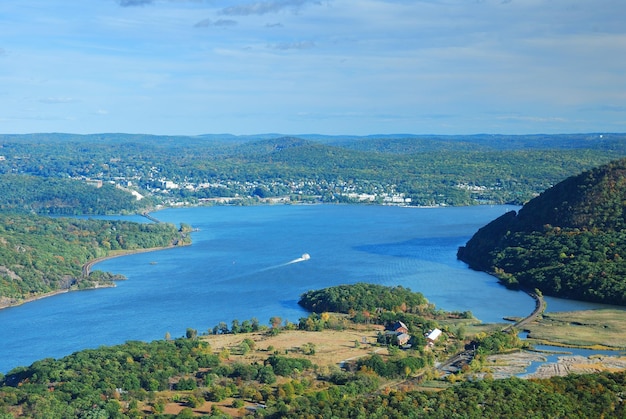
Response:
[[201, 326, 388, 368], [524, 309, 626, 349], [146, 309, 626, 415], [140, 308, 626, 416]]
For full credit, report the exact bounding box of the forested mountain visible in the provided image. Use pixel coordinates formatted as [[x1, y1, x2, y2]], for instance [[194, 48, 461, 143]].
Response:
[[458, 158, 626, 305], [323, 132, 626, 153]]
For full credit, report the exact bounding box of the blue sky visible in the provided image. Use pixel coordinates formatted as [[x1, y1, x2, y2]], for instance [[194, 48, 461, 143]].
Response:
[[1, 0, 625, 135]]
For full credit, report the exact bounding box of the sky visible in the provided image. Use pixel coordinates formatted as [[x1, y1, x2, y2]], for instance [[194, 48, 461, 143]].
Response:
[[1, 0, 625, 136]]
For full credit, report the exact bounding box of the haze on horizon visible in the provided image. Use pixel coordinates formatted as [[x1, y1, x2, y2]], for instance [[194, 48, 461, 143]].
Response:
[[1, 1, 625, 136]]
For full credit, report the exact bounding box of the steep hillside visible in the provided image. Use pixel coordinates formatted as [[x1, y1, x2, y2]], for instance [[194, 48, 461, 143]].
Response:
[[457, 158, 626, 305]]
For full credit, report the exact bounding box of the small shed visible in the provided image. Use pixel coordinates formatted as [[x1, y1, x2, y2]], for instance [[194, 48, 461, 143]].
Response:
[[426, 328, 442, 344]]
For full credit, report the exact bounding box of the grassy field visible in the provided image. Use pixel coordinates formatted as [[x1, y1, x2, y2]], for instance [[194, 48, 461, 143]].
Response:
[[524, 309, 626, 349], [201, 325, 388, 368]]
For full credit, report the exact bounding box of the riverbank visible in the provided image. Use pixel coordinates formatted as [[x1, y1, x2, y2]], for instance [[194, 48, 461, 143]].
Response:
[[0, 244, 182, 311], [478, 308, 626, 379], [0, 289, 72, 311]]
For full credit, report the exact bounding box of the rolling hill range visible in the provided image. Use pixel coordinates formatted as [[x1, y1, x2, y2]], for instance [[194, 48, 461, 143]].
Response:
[[1, 132, 625, 211]]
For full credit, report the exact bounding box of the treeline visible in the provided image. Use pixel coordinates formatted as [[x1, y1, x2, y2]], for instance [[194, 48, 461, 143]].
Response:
[[0, 334, 387, 417], [0, 214, 188, 304], [277, 372, 626, 418], [458, 158, 626, 305]]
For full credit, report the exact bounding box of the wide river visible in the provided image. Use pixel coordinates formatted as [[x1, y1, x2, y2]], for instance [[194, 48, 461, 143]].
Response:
[[0, 205, 617, 373]]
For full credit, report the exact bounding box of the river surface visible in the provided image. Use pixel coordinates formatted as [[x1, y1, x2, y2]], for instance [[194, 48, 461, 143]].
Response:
[[0, 204, 617, 373]]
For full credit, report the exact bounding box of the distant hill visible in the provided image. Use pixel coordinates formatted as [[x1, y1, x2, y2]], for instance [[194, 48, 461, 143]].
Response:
[[457, 158, 626, 305], [1, 132, 625, 208]]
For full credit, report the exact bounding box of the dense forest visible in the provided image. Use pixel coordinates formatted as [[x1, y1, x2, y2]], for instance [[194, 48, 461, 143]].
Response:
[[458, 158, 626, 305], [298, 283, 431, 314], [0, 174, 150, 215], [1, 133, 625, 211], [277, 372, 626, 418], [0, 214, 189, 307]]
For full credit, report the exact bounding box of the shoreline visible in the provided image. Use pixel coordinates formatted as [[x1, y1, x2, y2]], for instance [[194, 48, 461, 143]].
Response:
[[81, 244, 180, 277], [0, 244, 182, 311]]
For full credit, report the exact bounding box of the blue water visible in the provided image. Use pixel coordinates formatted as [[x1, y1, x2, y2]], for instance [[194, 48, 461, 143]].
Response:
[[0, 205, 619, 373]]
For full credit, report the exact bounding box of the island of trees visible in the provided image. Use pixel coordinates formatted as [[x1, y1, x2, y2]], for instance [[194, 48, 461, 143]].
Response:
[[458, 158, 626, 305]]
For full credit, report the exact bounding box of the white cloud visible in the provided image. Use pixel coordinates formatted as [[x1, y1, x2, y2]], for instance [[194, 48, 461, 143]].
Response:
[[269, 40, 315, 50], [219, 0, 320, 16], [194, 18, 238, 28], [119, 0, 154, 7]]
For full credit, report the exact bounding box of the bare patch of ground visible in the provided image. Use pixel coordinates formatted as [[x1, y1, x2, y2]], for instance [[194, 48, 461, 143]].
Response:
[[483, 351, 548, 379]]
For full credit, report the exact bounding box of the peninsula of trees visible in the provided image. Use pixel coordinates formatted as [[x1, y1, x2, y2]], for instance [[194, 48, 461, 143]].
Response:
[[458, 158, 626, 305], [0, 214, 190, 308]]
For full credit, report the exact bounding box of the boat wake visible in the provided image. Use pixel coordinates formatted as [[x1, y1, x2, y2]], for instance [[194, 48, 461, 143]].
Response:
[[257, 253, 311, 273], [286, 253, 311, 265]]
